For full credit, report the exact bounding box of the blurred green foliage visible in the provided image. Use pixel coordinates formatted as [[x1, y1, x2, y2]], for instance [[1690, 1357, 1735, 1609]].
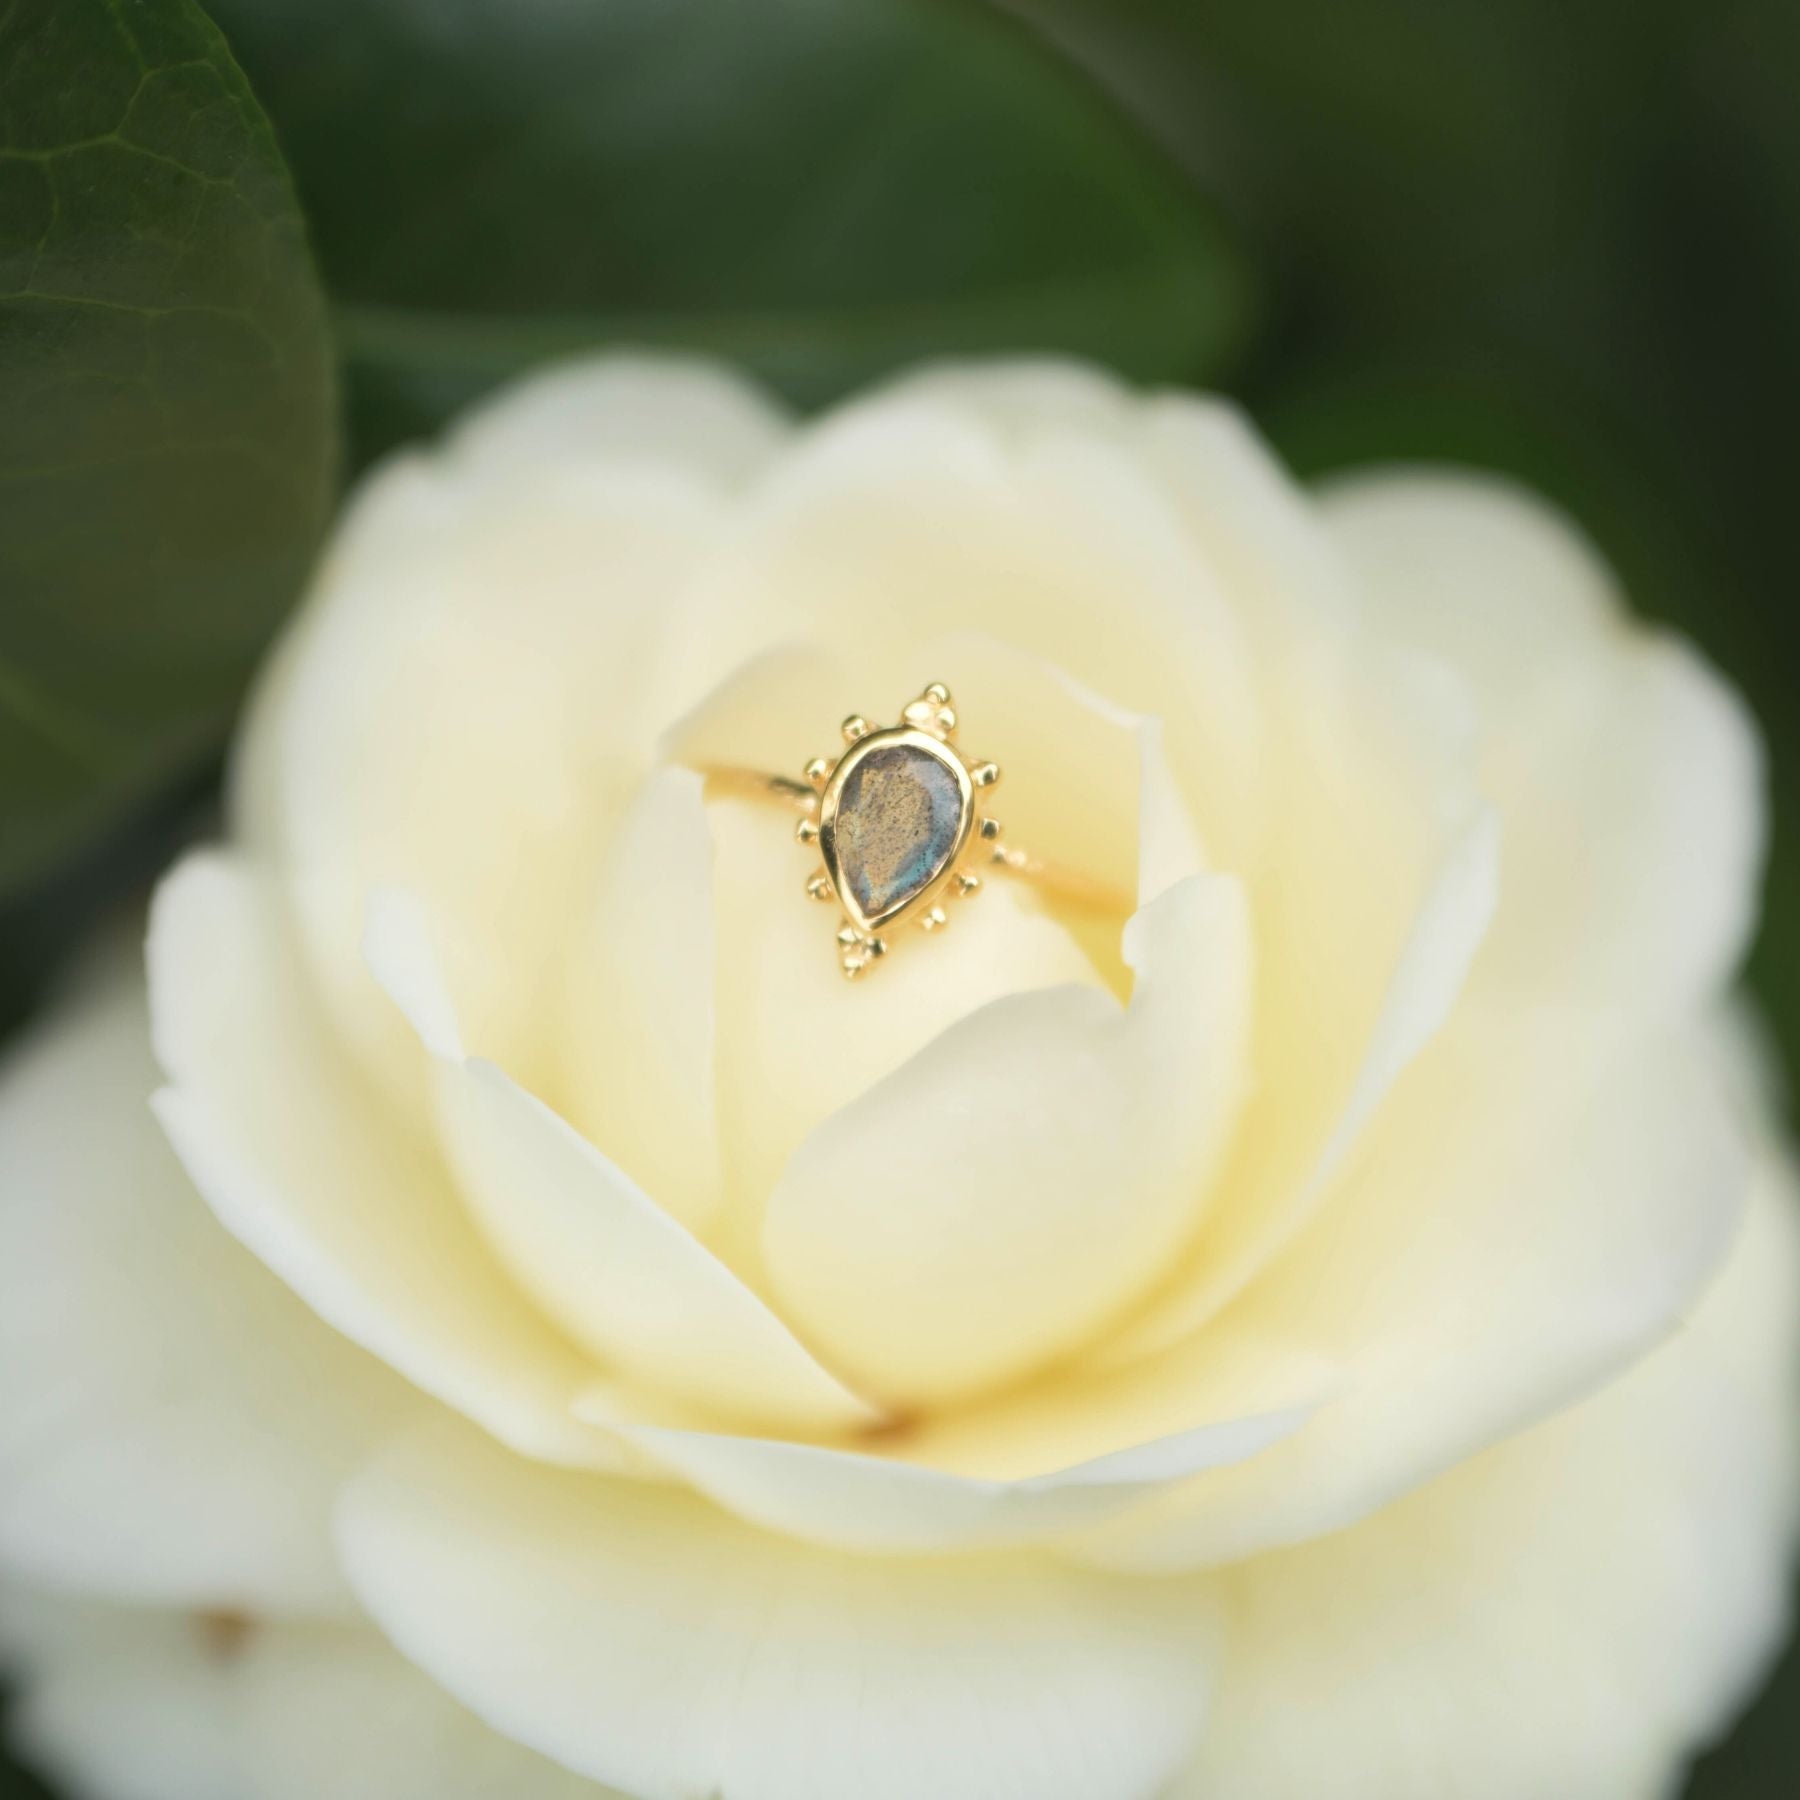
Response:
[[0, 0, 335, 902], [2, 0, 1798, 1793], [207, 0, 1249, 465]]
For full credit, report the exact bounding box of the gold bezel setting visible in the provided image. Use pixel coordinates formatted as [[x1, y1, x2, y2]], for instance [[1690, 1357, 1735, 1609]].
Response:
[[796, 684, 1003, 978], [693, 678, 1136, 974]]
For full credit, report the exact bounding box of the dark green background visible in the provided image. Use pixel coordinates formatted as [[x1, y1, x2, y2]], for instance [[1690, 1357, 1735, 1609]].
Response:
[[2, 0, 1797, 1793]]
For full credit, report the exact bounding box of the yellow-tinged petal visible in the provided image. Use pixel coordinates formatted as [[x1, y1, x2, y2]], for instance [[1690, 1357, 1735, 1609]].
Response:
[[231, 360, 788, 1111], [1110, 799, 1499, 1362], [337, 1414, 1224, 1800], [591, 1404, 1304, 1557], [0, 1591, 616, 1800], [764, 872, 1252, 1408], [553, 767, 722, 1235], [1172, 1138, 1800, 1800], [1081, 1014, 1751, 1570], [364, 887, 880, 1436], [1324, 469, 1764, 1025], [0, 949, 414, 1614], [147, 852, 627, 1470], [682, 373, 1265, 869]]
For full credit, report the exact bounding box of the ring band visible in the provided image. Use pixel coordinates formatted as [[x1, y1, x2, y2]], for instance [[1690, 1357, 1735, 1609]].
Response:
[[691, 683, 1133, 978]]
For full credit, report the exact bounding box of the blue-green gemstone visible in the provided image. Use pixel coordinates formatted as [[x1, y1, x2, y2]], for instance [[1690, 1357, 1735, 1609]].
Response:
[[834, 744, 963, 921]]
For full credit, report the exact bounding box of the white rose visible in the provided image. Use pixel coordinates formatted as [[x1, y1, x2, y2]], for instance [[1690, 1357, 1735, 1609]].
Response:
[[2, 359, 1796, 1800]]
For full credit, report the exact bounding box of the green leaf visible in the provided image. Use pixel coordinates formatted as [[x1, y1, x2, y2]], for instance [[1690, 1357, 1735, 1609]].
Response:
[[205, 0, 1251, 462], [0, 0, 337, 896]]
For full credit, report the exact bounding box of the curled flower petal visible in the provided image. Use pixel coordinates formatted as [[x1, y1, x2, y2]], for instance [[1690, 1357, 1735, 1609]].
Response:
[[232, 360, 788, 1110], [1080, 1016, 1752, 1571], [147, 853, 625, 1470], [1170, 1141, 1800, 1800], [1111, 799, 1500, 1362], [0, 952, 414, 1615], [338, 1415, 1225, 1800], [1324, 470, 1764, 1024], [364, 887, 879, 1435], [592, 1391, 1318, 1556], [554, 767, 722, 1234], [764, 871, 1252, 1409]]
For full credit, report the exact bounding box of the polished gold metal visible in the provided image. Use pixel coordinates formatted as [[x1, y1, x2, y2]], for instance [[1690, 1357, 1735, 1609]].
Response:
[[696, 682, 1135, 978], [697, 684, 1133, 975]]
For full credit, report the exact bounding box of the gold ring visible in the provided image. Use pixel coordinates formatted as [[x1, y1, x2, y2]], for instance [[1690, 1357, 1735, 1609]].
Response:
[[694, 683, 1133, 979]]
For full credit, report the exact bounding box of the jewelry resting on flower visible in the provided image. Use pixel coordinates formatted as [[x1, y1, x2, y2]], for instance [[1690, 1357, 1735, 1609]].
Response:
[[695, 682, 1134, 977]]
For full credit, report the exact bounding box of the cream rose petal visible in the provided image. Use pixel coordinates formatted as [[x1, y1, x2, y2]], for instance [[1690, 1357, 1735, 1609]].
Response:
[[0, 1594, 615, 1800], [684, 372, 1265, 869], [337, 1414, 1223, 1800], [1139, 396, 1360, 656], [1173, 1142, 1800, 1800], [666, 635, 1246, 1411], [434, 355, 789, 485], [1104, 794, 1499, 1364], [434, 1061, 876, 1434], [867, 383, 1508, 1364], [363, 888, 878, 1435], [146, 851, 626, 1470], [554, 767, 722, 1234], [568, 1311, 1340, 1556], [763, 870, 1252, 1409], [232, 359, 789, 1106], [0, 953, 414, 1615], [705, 798, 1106, 1239], [1080, 1013, 1751, 1571], [1069, 476, 1774, 1564], [668, 638, 1142, 1222], [592, 1379, 1316, 1557], [1323, 470, 1765, 1023]]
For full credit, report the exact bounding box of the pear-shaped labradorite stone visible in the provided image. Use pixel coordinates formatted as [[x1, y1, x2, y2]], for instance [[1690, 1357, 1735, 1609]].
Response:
[[834, 743, 964, 922]]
